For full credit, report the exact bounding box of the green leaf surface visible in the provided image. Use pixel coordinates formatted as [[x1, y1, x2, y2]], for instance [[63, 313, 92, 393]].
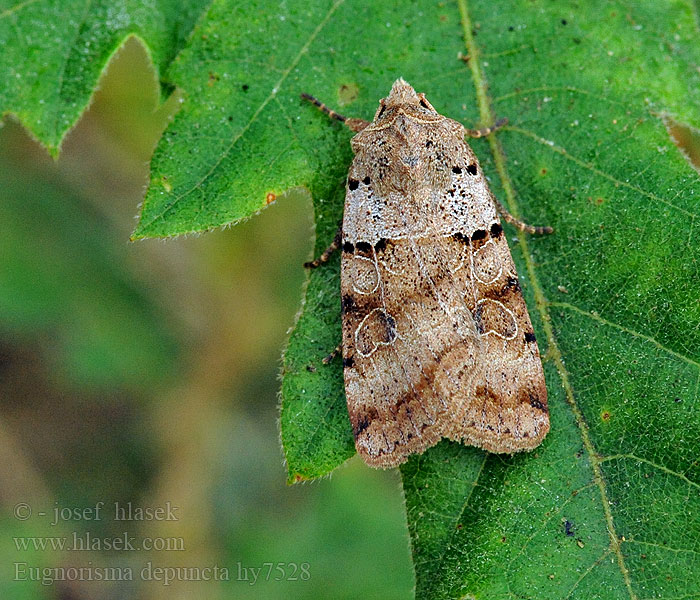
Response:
[[273, 1, 698, 597], [0, 0, 210, 154]]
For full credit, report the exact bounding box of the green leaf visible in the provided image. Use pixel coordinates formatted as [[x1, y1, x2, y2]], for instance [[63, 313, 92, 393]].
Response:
[[275, 0, 699, 597], [0, 0, 210, 155], [131, 0, 355, 239]]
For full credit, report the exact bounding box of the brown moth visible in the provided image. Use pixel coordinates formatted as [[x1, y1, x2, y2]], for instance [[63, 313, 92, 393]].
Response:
[[303, 79, 550, 468]]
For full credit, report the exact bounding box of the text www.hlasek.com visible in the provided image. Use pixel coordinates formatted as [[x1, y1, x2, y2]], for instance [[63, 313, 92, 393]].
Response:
[[14, 532, 184, 552]]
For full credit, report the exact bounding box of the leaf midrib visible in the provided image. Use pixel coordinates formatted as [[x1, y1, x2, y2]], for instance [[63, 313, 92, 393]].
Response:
[[457, 1, 637, 598]]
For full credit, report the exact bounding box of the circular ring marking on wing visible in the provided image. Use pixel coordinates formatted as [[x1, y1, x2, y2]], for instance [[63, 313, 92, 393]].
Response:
[[355, 308, 398, 357], [351, 255, 381, 295], [473, 239, 503, 285], [474, 298, 518, 340]]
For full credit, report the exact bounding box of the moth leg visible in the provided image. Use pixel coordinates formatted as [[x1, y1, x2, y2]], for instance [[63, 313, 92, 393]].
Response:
[[492, 197, 554, 235], [304, 226, 342, 269], [301, 93, 370, 132], [321, 344, 342, 365], [464, 116, 553, 233], [465, 117, 508, 138]]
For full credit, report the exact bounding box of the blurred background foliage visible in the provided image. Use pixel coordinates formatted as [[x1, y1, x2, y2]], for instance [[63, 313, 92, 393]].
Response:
[[0, 38, 413, 599]]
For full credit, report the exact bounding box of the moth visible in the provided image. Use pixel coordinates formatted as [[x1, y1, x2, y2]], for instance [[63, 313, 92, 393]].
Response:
[[303, 79, 550, 468]]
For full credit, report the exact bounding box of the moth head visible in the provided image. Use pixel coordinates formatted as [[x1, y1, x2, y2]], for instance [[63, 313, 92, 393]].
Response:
[[373, 78, 440, 123]]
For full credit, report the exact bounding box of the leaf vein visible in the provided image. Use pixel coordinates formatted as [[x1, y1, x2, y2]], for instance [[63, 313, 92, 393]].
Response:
[[600, 454, 700, 491], [550, 301, 700, 369], [53, 0, 93, 141], [429, 453, 488, 582], [508, 125, 697, 219], [625, 539, 700, 556], [137, 0, 346, 232], [459, 1, 638, 598], [0, 0, 39, 19], [563, 548, 614, 600], [507, 481, 597, 571], [494, 85, 627, 107]]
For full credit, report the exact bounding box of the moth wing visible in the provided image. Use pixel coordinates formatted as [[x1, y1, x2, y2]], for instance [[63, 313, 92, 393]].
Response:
[[341, 226, 548, 467], [442, 225, 549, 453], [341, 234, 480, 467]]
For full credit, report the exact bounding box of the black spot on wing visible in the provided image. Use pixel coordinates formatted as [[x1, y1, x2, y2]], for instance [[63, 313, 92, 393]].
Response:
[[529, 393, 546, 411], [356, 241, 372, 254], [374, 238, 387, 252], [490, 276, 522, 300], [341, 294, 356, 315]]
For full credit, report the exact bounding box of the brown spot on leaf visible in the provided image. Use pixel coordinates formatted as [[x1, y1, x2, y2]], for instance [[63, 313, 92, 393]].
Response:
[[338, 82, 359, 105]]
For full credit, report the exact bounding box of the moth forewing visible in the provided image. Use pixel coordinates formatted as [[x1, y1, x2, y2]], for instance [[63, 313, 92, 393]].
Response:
[[306, 79, 549, 468]]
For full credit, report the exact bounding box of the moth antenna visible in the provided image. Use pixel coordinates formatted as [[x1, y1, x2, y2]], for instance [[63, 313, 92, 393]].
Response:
[[465, 117, 508, 138], [301, 93, 370, 132], [304, 226, 343, 269], [322, 344, 342, 365], [301, 93, 347, 123], [491, 196, 553, 234]]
